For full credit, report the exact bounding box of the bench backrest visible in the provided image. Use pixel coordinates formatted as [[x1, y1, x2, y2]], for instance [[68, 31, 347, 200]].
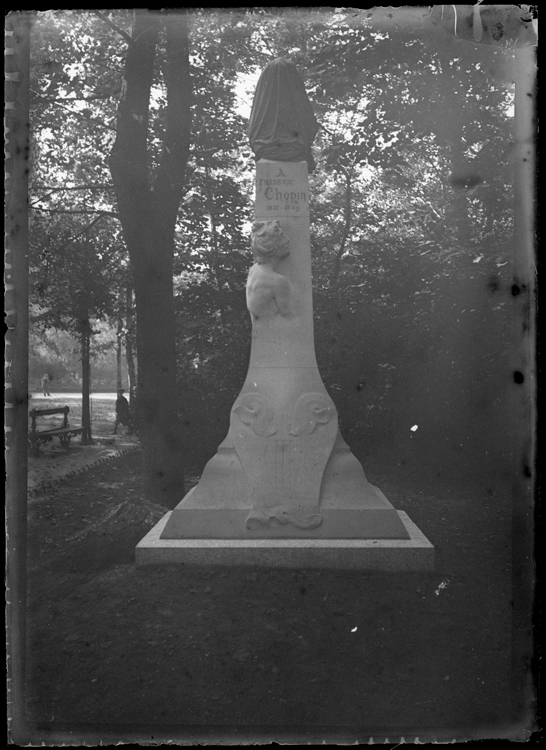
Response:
[[29, 406, 69, 432], [30, 406, 69, 418]]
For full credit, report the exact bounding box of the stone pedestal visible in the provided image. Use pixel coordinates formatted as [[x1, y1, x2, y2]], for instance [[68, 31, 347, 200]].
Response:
[[137, 512, 434, 570], [137, 57, 434, 569], [139, 160, 433, 570]]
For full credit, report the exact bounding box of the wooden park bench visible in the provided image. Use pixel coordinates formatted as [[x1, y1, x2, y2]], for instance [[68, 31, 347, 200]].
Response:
[[28, 406, 83, 457]]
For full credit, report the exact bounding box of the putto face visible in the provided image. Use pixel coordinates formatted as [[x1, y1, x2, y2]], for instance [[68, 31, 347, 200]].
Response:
[[251, 220, 291, 261]]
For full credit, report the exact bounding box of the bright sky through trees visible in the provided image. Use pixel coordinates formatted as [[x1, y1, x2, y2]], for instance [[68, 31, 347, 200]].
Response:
[[234, 69, 260, 119]]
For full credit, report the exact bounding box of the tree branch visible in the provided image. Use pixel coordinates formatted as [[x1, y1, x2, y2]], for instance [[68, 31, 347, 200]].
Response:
[[31, 184, 115, 192], [67, 214, 116, 242], [31, 90, 117, 131], [191, 142, 245, 158], [332, 167, 354, 285], [38, 94, 114, 102], [92, 10, 134, 46], [318, 122, 336, 137], [30, 214, 119, 262], [29, 187, 115, 207], [30, 207, 119, 217]]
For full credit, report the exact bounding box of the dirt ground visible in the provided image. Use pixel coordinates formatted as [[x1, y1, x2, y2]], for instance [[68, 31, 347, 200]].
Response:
[[17, 411, 534, 743], [27, 395, 139, 492]]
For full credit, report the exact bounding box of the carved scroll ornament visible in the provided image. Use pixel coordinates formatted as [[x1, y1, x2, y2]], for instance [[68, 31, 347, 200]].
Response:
[[232, 393, 276, 437], [246, 505, 323, 531], [290, 393, 336, 436]]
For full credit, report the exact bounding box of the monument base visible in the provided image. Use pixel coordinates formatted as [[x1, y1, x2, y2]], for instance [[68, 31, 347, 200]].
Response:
[[135, 511, 434, 571], [161, 506, 410, 540]]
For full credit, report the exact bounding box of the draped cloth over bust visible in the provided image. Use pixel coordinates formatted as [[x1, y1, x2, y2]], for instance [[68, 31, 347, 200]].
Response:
[[248, 58, 319, 172]]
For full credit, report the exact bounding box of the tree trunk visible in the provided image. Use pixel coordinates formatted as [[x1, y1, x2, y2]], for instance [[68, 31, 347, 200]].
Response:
[[109, 10, 191, 508], [332, 166, 354, 286], [125, 283, 137, 408], [204, 165, 226, 326], [116, 314, 123, 392], [328, 165, 354, 344], [80, 320, 94, 445]]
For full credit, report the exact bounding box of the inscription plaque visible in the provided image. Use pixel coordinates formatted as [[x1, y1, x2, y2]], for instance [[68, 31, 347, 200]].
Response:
[[255, 161, 309, 219]]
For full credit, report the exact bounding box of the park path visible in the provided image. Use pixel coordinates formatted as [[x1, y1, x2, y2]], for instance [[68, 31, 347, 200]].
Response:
[[28, 434, 140, 495], [30, 392, 117, 401], [27, 391, 140, 495]]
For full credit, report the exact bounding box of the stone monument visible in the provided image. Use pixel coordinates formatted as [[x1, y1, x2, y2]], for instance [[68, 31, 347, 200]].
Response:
[[136, 58, 434, 569]]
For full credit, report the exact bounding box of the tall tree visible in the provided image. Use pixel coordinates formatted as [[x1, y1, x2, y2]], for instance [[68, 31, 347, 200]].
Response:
[[30, 211, 120, 443], [30, 8, 258, 504], [108, 9, 192, 506]]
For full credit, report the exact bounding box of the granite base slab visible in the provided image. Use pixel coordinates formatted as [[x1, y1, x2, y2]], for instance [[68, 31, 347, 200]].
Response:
[[135, 511, 434, 571]]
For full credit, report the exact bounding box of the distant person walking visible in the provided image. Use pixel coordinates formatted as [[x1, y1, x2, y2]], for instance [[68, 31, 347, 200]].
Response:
[[113, 389, 133, 434], [41, 373, 51, 397]]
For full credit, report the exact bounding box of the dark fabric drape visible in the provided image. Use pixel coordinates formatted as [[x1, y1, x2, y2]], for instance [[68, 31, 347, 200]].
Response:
[[248, 58, 319, 172]]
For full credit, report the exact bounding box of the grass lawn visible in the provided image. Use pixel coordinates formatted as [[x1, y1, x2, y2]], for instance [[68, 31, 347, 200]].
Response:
[[29, 394, 121, 439]]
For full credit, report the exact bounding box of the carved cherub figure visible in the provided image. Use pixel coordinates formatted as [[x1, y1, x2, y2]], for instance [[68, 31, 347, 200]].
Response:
[[246, 220, 292, 322]]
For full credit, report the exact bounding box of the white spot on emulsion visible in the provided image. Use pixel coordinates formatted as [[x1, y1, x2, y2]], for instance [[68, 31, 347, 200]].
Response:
[[351, 627, 357, 632], [410, 425, 418, 432], [435, 580, 449, 596]]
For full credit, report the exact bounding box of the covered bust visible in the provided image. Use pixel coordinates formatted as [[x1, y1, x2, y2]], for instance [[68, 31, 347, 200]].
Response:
[[248, 58, 319, 173]]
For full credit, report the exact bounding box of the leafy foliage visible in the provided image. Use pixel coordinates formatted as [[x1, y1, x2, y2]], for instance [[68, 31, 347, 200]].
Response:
[[29, 9, 517, 480], [29, 211, 121, 336]]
